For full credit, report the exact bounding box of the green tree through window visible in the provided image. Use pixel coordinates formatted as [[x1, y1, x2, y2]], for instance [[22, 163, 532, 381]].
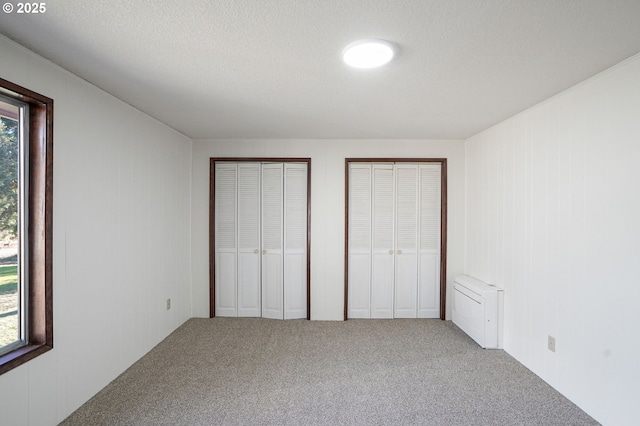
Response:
[[0, 113, 19, 348], [0, 117, 19, 238]]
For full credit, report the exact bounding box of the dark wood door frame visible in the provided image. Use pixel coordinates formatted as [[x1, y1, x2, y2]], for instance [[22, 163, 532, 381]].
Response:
[[210, 158, 312, 320], [344, 158, 448, 320]]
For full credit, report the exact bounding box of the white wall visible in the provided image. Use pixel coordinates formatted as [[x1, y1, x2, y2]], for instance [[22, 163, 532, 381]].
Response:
[[465, 53, 640, 425], [191, 139, 465, 320], [0, 36, 193, 425]]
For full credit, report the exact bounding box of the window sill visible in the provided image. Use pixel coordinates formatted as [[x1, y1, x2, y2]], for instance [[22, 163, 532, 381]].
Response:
[[0, 343, 53, 375]]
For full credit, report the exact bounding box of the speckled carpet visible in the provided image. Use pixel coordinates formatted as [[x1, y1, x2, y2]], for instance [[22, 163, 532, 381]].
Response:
[[60, 318, 599, 425]]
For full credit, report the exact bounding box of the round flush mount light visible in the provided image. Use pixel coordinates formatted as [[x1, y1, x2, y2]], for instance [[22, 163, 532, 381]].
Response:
[[342, 39, 395, 69]]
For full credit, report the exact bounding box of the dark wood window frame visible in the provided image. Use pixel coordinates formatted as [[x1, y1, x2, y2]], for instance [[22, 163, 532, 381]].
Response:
[[209, 158, 311, 320], [0, 78, 54, 375], [344, 158, 447, 321]]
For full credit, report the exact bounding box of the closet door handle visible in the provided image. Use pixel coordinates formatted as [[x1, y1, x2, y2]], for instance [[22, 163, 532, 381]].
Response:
[[254, 249, 259, 254], [388, 249, 394, 255], [262, 249, 267, 254], [397, 250, 402, 255]]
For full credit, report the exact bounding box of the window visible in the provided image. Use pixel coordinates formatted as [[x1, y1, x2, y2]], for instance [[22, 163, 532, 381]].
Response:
[[0, 78, 53, 375]]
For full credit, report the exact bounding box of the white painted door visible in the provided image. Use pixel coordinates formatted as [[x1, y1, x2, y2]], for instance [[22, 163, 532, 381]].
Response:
[[283, 163, 308, 319], [371, 164, 395, 318], [261, 163, 284, 319], [417, 164, 441, 318], [214, 163, 238, 317], [237, 163, 261, 317], [394, 164, 419, 318], [347, 162, 441, 319], [348, 164, 373, 318], [215, 161, 308, 320]]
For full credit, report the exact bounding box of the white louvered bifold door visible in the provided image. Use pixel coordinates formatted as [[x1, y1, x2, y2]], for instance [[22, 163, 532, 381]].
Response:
[[394, 164, 419, 318], [347, 162, 442, 319], [215, 163, 238, 317], [371, 164, 395, 318], [237, 163, 261, 317], [283, 163, 308, 319], [348, 164, 373, 318], [417, 164, 441, 318], [261, 163, 284, 319]]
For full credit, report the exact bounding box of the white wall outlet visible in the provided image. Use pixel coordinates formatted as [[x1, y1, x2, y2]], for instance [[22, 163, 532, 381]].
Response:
[[166, 298, 171, 310], [548, 335, 556, 352]]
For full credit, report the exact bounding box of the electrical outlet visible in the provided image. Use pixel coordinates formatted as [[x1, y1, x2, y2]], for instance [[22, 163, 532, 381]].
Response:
[[166, 298, 171, 310], [548, 335, 556, 352]]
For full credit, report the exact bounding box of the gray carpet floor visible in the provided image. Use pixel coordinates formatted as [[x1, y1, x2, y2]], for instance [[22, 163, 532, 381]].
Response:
[[60, 318, 599, 425]]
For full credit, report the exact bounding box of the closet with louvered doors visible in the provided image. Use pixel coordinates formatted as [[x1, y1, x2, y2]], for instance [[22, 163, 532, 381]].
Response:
[[347, 162, 442, 319], [213, 161, 308, 320]]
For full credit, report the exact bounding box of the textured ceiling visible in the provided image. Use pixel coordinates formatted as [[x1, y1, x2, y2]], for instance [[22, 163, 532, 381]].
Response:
[[1, 0, 640, 140]]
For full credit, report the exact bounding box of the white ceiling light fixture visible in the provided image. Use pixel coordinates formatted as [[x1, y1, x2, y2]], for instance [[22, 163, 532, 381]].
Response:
[[342, 39, 395, 69]]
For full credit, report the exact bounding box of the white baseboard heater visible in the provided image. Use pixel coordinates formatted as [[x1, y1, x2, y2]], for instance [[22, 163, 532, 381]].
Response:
[[452, 275, 504, 349]]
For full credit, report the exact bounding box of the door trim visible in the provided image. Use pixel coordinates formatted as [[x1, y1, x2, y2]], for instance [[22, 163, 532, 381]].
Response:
[[210, 158, 312, 320], [344, 158, 448, 320]]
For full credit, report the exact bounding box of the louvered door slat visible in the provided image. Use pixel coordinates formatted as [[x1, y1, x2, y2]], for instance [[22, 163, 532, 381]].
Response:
[[215, 164, 237, 250], [420, 164, 441, 251], [349, 165, 372, 251], [238, 163, 260, 249], [395, 165, 418, 249], [372, 165, 395, 251]]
